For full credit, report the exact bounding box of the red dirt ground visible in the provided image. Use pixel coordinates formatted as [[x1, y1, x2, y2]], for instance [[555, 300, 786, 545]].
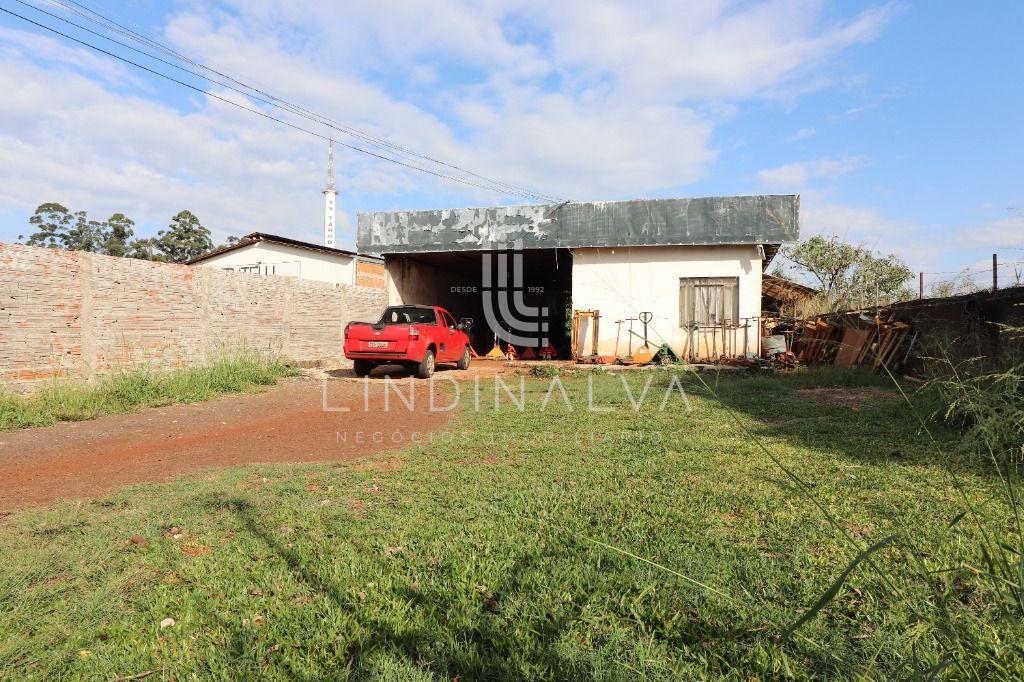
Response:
[[0, 370, 481, 511]]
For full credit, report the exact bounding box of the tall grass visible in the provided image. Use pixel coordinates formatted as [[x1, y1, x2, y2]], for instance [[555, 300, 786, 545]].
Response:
[[0, 349, 297, 431], [661, 363, 1024, 676], [922, 331, 1024, 469]]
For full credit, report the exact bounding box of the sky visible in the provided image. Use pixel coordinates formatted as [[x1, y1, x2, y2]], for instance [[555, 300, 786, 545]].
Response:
[[0, 0, 1021, 285]]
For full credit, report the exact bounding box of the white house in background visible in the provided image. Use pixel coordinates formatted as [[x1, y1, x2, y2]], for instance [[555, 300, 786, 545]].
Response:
[[187, 232, 384, 288]]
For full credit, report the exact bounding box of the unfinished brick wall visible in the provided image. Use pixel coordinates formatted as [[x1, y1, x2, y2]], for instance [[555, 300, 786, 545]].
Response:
[[0, 242, 386, 390], [355, 259, 386, 288]]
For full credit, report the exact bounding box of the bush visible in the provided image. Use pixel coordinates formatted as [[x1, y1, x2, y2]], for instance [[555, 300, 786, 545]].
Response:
[[923, 327, 1024, 468]]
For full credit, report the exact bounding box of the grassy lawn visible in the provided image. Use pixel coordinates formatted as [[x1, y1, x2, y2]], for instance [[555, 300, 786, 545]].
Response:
[[0, 369, 1019, 679], [0, 351, 298, 431]]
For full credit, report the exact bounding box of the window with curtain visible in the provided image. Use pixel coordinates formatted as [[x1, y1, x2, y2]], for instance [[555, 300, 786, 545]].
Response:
[[679, 277, 739, 326]]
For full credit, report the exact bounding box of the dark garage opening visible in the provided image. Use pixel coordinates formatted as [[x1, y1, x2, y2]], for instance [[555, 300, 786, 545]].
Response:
[[385, 248, 572, 357]]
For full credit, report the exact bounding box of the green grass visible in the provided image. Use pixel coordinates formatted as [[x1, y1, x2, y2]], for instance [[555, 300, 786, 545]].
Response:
[[0, 351, 299, 431], [0, 369, 1020, 679]]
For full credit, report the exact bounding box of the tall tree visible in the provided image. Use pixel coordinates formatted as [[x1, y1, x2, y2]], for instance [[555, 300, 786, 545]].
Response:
[[21, 203, 73, 248], [778, 235, 914, 312], [126, 237, 162, 261], [102, 213, 135, 257], [63, 211, 106, 253], [20, 203, 130, 254], [154, 210, 212, 263]]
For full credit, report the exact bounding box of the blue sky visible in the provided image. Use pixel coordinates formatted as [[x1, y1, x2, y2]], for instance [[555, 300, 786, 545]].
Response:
[[0, 1, 1021, 285]]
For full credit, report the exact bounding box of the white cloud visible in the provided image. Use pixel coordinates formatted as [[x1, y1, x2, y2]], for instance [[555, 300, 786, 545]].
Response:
[[951, 216, 1024, 251], [793, 190, 955, 272], [0, 25, 139, 86], [788, 127, 817, 141], [0, 1, 894, 247], [799, 193, 912, 243], [0, 46, 337, 245], [535, 0, 894, 101], [757, 156, 866, 189]]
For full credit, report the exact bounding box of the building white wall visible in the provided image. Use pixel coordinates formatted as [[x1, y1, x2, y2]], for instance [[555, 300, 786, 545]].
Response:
[[196, 242, 356, 285], [570, 245, 763, 358]]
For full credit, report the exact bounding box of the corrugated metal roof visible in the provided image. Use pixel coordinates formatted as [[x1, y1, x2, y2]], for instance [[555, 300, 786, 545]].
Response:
[[357, 195, 799, 255], [762, 273, 819, 301]]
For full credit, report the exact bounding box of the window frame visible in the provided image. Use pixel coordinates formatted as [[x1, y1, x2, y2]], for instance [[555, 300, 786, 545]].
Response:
[[679, 276, 740, 327]]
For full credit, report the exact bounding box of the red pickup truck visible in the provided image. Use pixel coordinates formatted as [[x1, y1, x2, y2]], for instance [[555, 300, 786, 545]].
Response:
[[344, 305, 472, 378]]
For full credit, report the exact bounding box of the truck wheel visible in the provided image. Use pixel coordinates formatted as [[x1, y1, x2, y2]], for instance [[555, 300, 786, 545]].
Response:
[[457, 346, 471, 370], [352, 360, 374, 377], [415, 349, 435, 379]]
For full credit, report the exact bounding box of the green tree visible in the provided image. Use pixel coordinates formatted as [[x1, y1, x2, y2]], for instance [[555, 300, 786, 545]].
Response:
[[20, 203, 74, 248], [21, 204, 134, 255], [63, 211, 106, 253], [778, 235, 914, 312], [102, 213, 135, 257], [154, 210, 212, 263], [125, 237, 162, 261]]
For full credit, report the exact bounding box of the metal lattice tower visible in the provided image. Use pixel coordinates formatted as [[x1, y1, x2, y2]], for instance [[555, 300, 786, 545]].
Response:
[[323, 140, 337, 247]]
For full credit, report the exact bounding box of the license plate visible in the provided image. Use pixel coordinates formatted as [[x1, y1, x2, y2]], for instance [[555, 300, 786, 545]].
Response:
[[367, 341, 388, 348]]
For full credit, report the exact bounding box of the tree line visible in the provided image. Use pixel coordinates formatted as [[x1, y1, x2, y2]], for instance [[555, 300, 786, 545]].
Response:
[[17, 203, 234, 263]]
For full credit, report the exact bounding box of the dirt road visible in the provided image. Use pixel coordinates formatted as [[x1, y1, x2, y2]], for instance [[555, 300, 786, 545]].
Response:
[[0, 373, 462, 510]]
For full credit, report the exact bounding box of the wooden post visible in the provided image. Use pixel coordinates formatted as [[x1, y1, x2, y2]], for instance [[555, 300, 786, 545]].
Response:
[[919, 271, 924, 299], [993, 253, 998, 292]]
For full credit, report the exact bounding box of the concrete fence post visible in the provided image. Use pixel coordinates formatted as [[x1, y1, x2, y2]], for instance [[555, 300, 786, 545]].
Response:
[[283, 277, 293, 360], [78, 251, 96, 382], [200, 265, 212, 359]]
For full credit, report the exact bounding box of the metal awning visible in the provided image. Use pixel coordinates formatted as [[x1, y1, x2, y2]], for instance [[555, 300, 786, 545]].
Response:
[[358, 195, 799, 256]]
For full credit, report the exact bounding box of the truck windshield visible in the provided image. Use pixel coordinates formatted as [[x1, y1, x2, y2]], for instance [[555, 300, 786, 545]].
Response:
[[378, 306, 437, 325]]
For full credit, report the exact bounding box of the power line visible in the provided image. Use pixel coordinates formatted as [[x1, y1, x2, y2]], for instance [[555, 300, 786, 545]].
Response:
[[0, 6, 538, 199], [38, 0, 564, 202], [5, 2, 565, 203], [23, 0, 560, 202]]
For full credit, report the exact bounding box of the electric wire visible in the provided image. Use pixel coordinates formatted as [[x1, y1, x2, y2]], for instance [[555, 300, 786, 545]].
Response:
[[32, 0, 565, 202], [6, 1, 565, 203], [26, 0, 558, 202], [0, 6, 561, 199]]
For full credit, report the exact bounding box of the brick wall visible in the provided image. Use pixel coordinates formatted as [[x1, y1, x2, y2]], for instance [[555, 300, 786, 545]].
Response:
[[0, 242, 386, 389], [355, 259, 385, 288]]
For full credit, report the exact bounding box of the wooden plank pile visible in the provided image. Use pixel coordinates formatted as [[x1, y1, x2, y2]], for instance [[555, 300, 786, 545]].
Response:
[[794, 319, 842, 364], [793, 311, 914, 372]]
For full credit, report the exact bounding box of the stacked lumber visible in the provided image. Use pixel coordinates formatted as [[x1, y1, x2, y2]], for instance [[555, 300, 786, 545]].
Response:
[[794, 313, 913, 372], [795, 319, 842, 364], [869, 320, 912, 371]]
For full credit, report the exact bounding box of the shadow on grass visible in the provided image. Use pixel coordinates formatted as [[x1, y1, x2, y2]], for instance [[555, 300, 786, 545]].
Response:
[[200, 495, 592, 679], [197, 494, 857, 679], [675, 368, 987, 475]]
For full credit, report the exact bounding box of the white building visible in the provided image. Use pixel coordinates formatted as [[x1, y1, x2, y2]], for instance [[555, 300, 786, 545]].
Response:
[[188, 232, 384, 288], [357, 196, 799, 361]]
